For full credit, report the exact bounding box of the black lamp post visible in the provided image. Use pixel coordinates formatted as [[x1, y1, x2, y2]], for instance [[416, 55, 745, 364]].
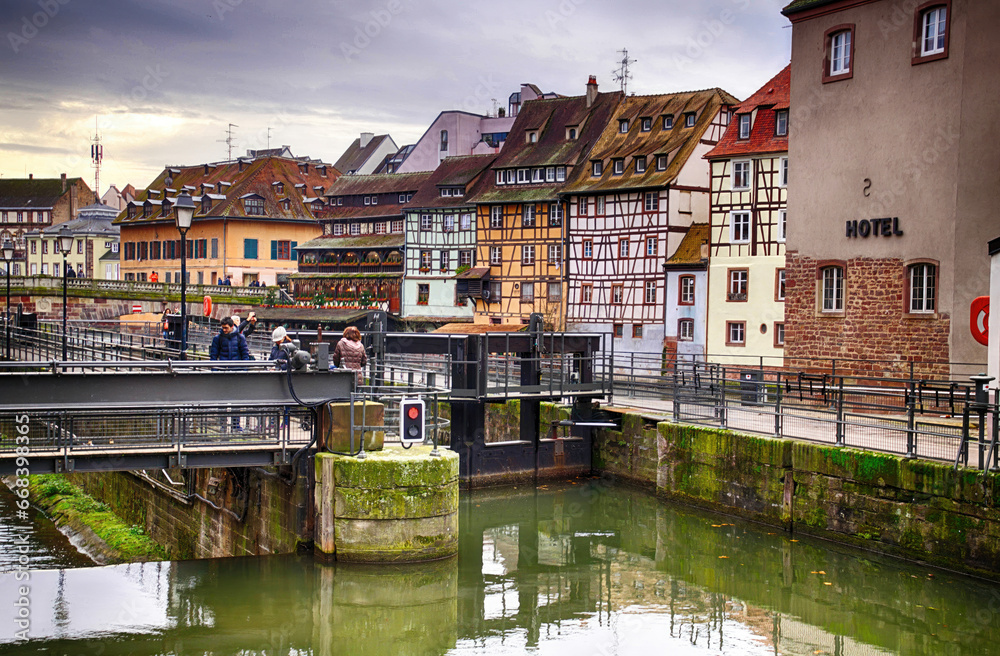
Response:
[[57, 226, 74, 361], [174, 193, 195, 359], [2, 240, 13, 360]]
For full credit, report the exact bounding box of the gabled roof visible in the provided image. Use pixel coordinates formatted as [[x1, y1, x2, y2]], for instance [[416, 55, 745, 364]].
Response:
[[705, 67, 789, 160], [114, 156, 338, 226], [664, 223, 710, 270], [318, 172, 434, 221], [471, 91, 623, 204], [0, 177, 89, 209], [781, 0, 840, 16], [334, 135, 394, 174], [563, 87, 739, 194], [406, 155, 496, 210]]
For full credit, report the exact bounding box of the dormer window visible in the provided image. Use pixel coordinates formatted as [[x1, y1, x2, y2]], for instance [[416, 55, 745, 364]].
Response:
[[337, 197, 343, 206], [371, 195, 378, 205], [738, 114, 751, 139], [656, 154, 668, 171], [318, 165, 327, 177], [201, 197, 211, 213], [612, 159, 624, 175], [161, 200, 172, 216], [244, 197, 264, 215], [398, 194, 406, 203], [591, 160, 603, 176], [274, 182, 284, 194], [299, 162, 309, 174], [281, 199, 291, 211], [565, 126, 578, 140], [685, 112, 696, 127], [364, 195, 371, 206], [663, 115, 674, 129], [142, 202, 151, 218], [635, 156, 646, 174], [640, 117, 652, 132], [517, 169, 529, 184], [441, 188, 451, 197], [618, 119, 629, 133], [775, 110, 788, 137], [127, 204, 136, 219], [526, 130, 539, 144], [532, 168, 543, 183]]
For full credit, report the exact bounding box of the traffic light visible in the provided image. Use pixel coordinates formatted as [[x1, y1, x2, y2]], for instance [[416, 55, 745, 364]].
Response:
[[400, 398, 425, 444]]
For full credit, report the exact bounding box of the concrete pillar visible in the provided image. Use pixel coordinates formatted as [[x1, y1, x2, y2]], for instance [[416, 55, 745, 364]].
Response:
[[314, 446, 459, 562]]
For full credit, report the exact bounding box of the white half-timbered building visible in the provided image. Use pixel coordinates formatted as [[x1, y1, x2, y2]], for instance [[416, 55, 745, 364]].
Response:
[[561, 88, 738, 354], [704, 66, 789, 361]]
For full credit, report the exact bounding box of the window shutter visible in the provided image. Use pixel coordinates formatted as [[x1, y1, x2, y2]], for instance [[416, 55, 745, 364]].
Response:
[[290, 241, 298, 259], [270, 240, 278, 260], [244, 239, 257, 259]]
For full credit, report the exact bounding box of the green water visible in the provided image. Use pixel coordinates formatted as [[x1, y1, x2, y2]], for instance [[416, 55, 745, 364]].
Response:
[[2, 479, 999, 655]]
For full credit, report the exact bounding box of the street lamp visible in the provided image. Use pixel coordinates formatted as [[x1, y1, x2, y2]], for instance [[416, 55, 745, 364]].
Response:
[[174, 193, 195, 359], [2, 240, 14, 360], [57, 226, 74, 361]]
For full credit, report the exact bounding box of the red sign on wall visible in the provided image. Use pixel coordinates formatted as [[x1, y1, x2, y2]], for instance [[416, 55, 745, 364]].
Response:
[[132, 304, 143, 314], [971, 296, 989, 346]]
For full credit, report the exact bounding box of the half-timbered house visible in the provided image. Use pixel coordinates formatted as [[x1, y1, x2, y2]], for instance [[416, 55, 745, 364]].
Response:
[[561, 87, 737, 353], [704, 66, 789, 360], [470, 77, 621, 328], [403, 155, 496, 323], [295, 172, 432, 314]]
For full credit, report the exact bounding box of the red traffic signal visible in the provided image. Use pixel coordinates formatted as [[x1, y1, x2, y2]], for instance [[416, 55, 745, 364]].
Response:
[[400, 399, 425, 444]]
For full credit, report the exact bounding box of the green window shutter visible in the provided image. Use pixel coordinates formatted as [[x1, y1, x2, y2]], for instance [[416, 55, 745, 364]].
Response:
[[244, 239, 258, 259], [290, 241, 298, 260], [270, 240, 278, 260], [211, 238, 218, 259]]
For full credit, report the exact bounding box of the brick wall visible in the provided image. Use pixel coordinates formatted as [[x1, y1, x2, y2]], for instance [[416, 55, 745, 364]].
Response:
[[784, 253, 951, 377]]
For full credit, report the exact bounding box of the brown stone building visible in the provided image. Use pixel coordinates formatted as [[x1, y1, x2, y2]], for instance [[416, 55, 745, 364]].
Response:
[[0, 174, 93, 274], [781, 0, 999, 375]]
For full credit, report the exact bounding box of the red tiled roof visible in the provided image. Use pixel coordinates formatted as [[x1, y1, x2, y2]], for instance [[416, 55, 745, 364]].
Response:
[[407, 155, 496, 210], [705, 66, 790, 160]]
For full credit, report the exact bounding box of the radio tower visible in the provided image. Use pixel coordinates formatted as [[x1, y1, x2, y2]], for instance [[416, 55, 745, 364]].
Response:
[[218, 123, 239, 161], [90, 118, 103, 202], [612, 48, 636, 96]]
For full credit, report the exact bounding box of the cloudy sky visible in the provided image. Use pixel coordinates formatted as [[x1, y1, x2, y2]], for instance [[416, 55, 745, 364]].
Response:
[[0, 0, 791, 193]]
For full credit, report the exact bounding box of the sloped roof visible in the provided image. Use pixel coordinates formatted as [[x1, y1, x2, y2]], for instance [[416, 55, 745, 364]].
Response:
[[334, 135, 393, 174], [0, 177, 89, 209], [664, 223, 710, 269], [38, 202, 119, 236], [563, 87, 739, 194], [471, 91, 622, 204], [705, 67, 790, 160], [114, 156, 337, 226], [407, 155, 496, 210], [318, 172, 434, 221], [782, 0, 839, 15], [295, 234, 404, 250]]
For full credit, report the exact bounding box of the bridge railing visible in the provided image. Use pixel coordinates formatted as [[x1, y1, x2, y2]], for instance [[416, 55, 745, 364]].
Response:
[[596, 351, 999, 468], [4, 275, 269, 300]]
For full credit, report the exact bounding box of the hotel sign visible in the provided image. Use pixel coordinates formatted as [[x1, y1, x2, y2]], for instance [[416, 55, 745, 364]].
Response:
[[846, 217, 903, 238]]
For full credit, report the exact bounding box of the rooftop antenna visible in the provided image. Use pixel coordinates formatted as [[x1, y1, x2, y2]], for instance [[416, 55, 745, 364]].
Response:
[[612, 48, 636, 96], [218, 123, 239, 161], [90, 117, 103, 202], [490, 98, 498, 117], [266, 126, 272, 151]]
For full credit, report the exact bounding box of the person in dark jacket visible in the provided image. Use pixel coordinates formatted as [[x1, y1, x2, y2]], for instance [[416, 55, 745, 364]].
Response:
[[210, 317, 250, 431], [239, 312, 258, 339]]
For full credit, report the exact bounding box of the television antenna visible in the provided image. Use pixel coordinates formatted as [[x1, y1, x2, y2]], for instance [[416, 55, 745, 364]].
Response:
[[612, 48, 636, 96], [218, 123, 239, 161], [91, 117, 103, 201]]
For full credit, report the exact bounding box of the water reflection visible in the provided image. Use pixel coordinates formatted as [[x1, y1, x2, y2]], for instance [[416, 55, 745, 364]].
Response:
[[1, 480, 998, 655]]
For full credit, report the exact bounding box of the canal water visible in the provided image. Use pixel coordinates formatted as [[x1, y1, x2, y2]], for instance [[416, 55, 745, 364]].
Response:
[[2, 478, 999, 655]]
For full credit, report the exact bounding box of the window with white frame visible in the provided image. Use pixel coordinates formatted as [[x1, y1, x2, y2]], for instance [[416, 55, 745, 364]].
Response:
[[490, 206, 503, 228], [522, 245, 535, 265], [546, 167, 555, 182], [490, 246, 502, 265], [532, 168, 543, 183], [578, 197, 589, 216], [738, 114, 751, 139], [596, 196, 605, 214], [555, 166, 566, 182], [644, 280, 656, 304], [728, 269, 748, 301], [333, 223, 345, 236], [646, 236, 657, 257], [618, 239, 629, 258], [727, 321, 745, 345], [778, 210, 787, 242], [581, 284, 592, 304], [775, 322, 785, 347], [399, 194, 406, 203], [460, 214, 472, 230], [548, 244, 561, 267], [909, 263, 936, 313], [679, 318, 694, 341], [521, 282, 534, 302], [780, 157, 788, 187], [641, 117, 652, 131], [420, 215, 433, 231], [592, 160, 602, 176], [522, 204, 536, 227], [391, 220, 404, 233], [489, 280, 501, 301], [619, 119, 629, 133], [776, 269, 786, 301], [443, 215, 455, 232], [517, 169, 529, 184], [350, 223, 361, 236], [775, 110, 788, 137], [364, 195, 371, 206], [821, 266, 844, 312], [920, 7, 947, 57], [644, 191, 658, 212], [612, 284, 623, 304], [549, 203, 562, 226], [730, 211, 751, 244], [375, 222, 387, 235], [685, 113, 696, 127], [732, 160, 750, 189], [613, 159, 624, 175], [635, 156, 646, 174], [680, 276, 695, 304], [459, 250, 472, 267], [439, 251, 449, 271], [656, 155, 667, 171], [830, 29, 852, 75], [663, 115, 674, 129], [371, 195, 378, 205], [583, 240, 593, 258]]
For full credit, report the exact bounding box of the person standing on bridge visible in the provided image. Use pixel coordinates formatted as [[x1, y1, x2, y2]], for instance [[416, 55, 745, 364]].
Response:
[[333, 326, 367, 386], [149, 271, 158, 283], [211, 316, 251, 432]]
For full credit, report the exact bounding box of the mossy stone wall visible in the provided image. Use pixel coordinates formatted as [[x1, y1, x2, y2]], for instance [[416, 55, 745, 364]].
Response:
[[592, 411, 1000, 578], [315, 446, 459, 563]]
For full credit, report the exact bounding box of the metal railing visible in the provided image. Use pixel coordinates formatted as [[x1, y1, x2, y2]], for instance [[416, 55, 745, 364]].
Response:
[[3, 275, 269, 299]]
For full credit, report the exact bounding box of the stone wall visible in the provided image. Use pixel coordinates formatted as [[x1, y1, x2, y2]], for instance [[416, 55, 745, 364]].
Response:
[[594, 412, 1000, 579], [783, 253, 951, 377], [69, 466, 312, 560]]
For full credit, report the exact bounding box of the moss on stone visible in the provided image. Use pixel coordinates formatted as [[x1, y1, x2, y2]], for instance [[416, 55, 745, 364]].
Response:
[[325, 446, 459, 489]]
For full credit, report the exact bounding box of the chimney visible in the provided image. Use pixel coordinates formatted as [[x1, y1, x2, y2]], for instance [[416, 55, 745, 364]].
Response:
[[28, 173, 33, 180], [360, 132, 374, 148], [61, 173, 67, 193], [586, 76, 598, 108], [700, 240, 709, 261]]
